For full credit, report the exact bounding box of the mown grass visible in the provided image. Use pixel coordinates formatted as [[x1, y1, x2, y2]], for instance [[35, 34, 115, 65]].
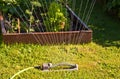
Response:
[[0, 34, 120, 79], [0, 2, 120, 79], [0, 43, 120, 79]]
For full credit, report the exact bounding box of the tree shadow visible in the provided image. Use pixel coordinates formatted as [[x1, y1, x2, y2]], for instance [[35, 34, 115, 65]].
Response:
[[89, 5, 120, 47]]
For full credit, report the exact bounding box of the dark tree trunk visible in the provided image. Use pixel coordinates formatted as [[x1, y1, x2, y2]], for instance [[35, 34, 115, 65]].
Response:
[[0, 11, 6, 34]]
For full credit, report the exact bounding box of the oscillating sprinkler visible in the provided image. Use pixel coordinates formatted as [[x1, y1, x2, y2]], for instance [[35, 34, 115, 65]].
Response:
[[39, 62, 78, 71], [10, 62, 78, 79]]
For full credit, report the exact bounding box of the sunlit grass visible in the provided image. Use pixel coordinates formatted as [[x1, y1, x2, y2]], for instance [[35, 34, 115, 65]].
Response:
[[0, 42, 120, 79]]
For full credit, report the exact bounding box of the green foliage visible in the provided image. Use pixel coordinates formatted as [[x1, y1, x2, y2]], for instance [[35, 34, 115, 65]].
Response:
[[43, 1, 70, 32], [106, 0, 120, 10], [31, 1, 41, 7], [25, 1, 41, 32], [0, 0, 15, 14], [0, 0, 70, 32], [11, 18, 18, 32], [106, 0, 120, 18], [0, 0, 42, 33]]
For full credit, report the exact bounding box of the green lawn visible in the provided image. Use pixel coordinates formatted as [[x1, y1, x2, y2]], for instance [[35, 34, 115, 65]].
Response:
[[0, 43, 120, 79], [0, 2, 120, 79]]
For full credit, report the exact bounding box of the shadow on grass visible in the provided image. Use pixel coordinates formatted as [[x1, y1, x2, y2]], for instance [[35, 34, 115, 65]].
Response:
[[89, 5, 120, 47]]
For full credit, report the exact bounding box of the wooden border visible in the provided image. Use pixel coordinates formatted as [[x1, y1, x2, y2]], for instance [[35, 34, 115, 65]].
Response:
[[3, 30, 92, 45]]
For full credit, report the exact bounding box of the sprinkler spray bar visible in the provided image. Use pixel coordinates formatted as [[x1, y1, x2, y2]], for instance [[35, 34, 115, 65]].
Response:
[[35, 62, 78, 71]]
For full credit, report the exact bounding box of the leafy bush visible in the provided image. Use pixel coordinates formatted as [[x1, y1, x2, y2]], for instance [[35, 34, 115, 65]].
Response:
[[0, 0, 71, 32], [0, 0, 42, 33], [43, 1, 70, 32]]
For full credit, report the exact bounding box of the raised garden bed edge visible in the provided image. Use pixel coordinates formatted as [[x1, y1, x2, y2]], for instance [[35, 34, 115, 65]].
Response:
[[3, 30, 92, 45]]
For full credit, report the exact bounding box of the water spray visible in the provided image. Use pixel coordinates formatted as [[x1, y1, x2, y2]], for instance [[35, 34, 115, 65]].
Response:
[[10, 62, 78, 79]]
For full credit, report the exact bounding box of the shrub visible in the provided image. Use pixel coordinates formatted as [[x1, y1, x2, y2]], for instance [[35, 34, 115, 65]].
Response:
[[43, 1, 70, 32]]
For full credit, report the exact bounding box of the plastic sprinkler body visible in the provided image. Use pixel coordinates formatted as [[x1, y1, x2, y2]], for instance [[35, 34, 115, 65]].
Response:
[[42, 63, 52, 70]]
